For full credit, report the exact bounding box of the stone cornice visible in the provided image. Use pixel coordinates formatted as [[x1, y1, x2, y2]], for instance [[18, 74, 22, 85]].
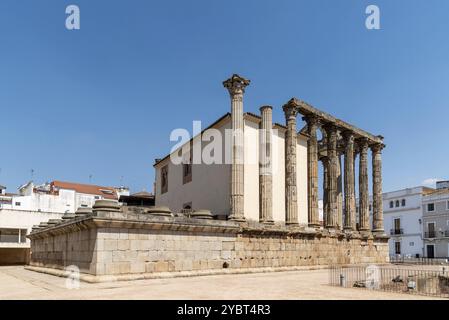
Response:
[[28, 214, 242, 239], [289, 98, 384, 145]]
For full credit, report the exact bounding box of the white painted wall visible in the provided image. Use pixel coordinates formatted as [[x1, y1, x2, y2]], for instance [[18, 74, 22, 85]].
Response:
[[154, 114, 309, 224], [383, 187, 426, 257], [0, 209, 63, 248], [243, 119, 260, 221], [1, 182, 123, 214], [296, 135, 308, 225], [272, 128, 285, 222], [155, 120, 231, 216]]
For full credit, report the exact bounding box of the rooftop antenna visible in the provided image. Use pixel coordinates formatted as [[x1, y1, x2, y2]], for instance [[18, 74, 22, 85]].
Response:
[[31, 169, 34, 181], [120, 175, 124, 186], [89, 174, 93, 184]]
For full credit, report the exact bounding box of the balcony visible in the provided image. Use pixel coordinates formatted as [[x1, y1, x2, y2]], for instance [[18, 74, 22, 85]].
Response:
[[424, 230, 449, 239], [424, 231, 436, 238], [390, 228, 404, 235]]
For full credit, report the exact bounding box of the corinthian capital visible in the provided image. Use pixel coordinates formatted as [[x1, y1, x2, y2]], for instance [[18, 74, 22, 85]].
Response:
[[223, 74, 251, 96], [282, 98, 299, 120], [370, 143, 385, 153], [358, 137, 369, 153]]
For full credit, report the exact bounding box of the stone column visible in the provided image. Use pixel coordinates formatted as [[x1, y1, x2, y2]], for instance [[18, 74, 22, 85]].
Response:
[[223, 74, 250, 221], [305, 115, 320, 228], [343, 132, 356, 231], [259, 106, 273, 224], [371, 143, 385, 233], [358, 138, 370, 231], [322, 157, 329, 228], [337, 154, 343, 230], [323, 124, 338, 229], [283, 100, 299, 225]]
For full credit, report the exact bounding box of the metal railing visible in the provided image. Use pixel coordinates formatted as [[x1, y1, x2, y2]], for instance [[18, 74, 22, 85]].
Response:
[[390, 228, 404, 235], [424, 230, 449, 238], [329, 265, 449, 298], [425, 231, 436, 238], [390, 255, 449, 265]]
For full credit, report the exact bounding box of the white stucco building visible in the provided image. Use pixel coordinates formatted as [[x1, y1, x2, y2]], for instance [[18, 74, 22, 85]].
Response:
[[383, 186, 434, 258], [422, 182, 449, 258], [154, 112, 309, 224], [0, 181, 129, 264]]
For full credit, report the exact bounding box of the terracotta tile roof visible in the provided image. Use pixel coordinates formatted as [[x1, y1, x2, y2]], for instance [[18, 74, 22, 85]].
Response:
[[51, 181, 118, 200]]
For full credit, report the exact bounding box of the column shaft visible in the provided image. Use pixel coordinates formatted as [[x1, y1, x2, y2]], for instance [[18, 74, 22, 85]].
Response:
[[223, 75, 250, 221], [305, 116, 320, 227], [283, 101, 298, 225], [343, 132, 356, 231], [324, 124, 338, 229], [337, 154, 343, 230], [372, 143, 384, 232], [322, 157, 329, 228], [358, 139, 370, 231], [259, 106, 273, 223]]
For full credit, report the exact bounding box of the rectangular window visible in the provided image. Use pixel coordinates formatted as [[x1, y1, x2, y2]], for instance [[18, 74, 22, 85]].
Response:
[[447, 200, 449, 210], [427, 222, 436, 238], [409, 242, 414, 246], [395, 241, 401, 254], [393, 218, 401, 234], [182, 148, 192, 185], [0, 228, 20, 243], [427, 203, 435, 212], [389, 201, 394, 208], [401, 199, 406, 207], [161, 165, 169, 194], [20, 229, 27, 243], [15, 202, 21, 206]]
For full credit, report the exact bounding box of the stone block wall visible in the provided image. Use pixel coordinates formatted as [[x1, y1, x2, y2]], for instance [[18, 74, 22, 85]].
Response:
[[28, 211, 389, 281], [30, 227, 96, 273], [91, 228, 237, 275]]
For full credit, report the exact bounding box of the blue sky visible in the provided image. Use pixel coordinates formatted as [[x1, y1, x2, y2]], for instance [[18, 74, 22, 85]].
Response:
[[0, 0, 448, 194]]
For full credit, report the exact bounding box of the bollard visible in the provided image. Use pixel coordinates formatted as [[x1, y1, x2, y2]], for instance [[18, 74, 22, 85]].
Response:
[[339, 274, 346, 287]]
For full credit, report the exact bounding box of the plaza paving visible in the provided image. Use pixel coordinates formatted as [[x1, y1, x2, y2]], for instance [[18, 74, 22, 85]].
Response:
[[0, 266, 442, 300]]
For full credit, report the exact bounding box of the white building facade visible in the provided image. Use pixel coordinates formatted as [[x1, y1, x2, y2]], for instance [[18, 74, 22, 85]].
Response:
[[154, 112, 309, 224], [383, 186, 433, 258], [422, 183, 449, 258], [0, 181, 129, 264]]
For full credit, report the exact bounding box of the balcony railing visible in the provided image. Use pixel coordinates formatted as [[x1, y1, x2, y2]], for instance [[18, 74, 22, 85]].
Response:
[[424, 230, 449, 238], [425, 231, 436, 238], [390, 228, 404, 235]]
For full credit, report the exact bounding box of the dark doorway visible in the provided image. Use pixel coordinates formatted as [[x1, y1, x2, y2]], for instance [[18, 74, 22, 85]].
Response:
[[426, 245, 435, 258]]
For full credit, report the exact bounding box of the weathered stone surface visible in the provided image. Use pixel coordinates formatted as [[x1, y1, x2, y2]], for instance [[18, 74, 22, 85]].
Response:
[[28, 213, 389, 279], [259, 105, 273, 224], [224, 74, 250, 222], [358, 138, 370, 231], [283, 100, 298, 225]]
